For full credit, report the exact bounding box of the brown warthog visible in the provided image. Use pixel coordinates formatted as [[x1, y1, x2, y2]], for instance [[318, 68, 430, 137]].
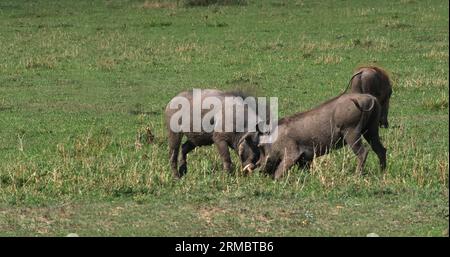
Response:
[[349, 66, 392, 128], [165, 89, 265, 178], [255, 93, 387, 179]]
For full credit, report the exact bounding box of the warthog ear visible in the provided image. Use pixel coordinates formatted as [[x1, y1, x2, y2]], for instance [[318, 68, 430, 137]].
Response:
[[256, 120, 271, 135], [238, 132, 254, 147]]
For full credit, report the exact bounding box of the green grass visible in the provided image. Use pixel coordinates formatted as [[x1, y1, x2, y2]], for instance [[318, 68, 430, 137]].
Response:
[[0, 0, 448, 236]]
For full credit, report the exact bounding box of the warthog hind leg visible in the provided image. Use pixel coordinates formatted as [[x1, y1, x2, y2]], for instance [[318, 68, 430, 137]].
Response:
[[344, 131, 368, 175]]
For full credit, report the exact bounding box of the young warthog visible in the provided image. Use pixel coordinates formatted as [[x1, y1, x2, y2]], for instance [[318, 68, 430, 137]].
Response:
[[256, 93, 387, 179], [349, 66, 392, 128], [165, 89, 264, 178]]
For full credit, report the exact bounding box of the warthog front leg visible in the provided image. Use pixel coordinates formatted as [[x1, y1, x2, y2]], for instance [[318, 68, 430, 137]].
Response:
[[179, 141, 196, 177], [168, 131, 182, 178], [214, 140, 233, 172], [273, 145, 301, 180], [260, 154, 280, 176]]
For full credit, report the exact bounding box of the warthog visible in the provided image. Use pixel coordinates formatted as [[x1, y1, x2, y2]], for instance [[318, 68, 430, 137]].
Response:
[[349, 66, 392, 128], [165, 89, 264, 178], [255, 93, 387, 179]]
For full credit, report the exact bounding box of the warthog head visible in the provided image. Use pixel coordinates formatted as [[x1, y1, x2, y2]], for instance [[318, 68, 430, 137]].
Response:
[[236, 122, 277, 174], [237, 132, 260, 174]]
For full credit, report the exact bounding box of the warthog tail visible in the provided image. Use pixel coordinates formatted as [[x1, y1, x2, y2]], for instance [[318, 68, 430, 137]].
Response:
[[350, 97, 375, 112], [343, 70, 364, 93]]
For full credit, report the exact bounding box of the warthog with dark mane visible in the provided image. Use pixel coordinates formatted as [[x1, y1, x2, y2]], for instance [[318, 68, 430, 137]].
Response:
[[254, 93, 387, 179], [165, 89, 264, 178], [349, 65, 392, 128]]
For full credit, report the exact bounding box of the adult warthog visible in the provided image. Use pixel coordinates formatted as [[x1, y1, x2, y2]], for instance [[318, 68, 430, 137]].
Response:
[[349, 66, 392, 128], [255, 93, 386, 179], [165, 89, 267, 178]]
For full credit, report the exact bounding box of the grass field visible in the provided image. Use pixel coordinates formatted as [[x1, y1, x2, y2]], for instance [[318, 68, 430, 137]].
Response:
[[0, 0, 448, 236]]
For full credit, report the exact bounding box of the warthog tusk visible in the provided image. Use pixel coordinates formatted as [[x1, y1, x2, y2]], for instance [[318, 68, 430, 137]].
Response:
[[243, 164, 254, 173]]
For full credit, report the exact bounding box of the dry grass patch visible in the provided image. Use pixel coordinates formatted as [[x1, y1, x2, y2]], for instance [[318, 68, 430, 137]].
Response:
[[0, 203, 76, 236], [199, 206, 227, 225], [355, 7, 376, 17], [314, 54, 343, 65], [351, 37, 390, 50], [96, 57, 119, 71], [399, 75, 448, 89], [423, 49, 449, 60], [382, 19, 412, 29], [24, 55, 58, 69], [184, 0, 247, 6], [422, 94, 449, 110], [175, 42, 199, 53], [140, 1, 178, 9], [298, 40, 350, 54]]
